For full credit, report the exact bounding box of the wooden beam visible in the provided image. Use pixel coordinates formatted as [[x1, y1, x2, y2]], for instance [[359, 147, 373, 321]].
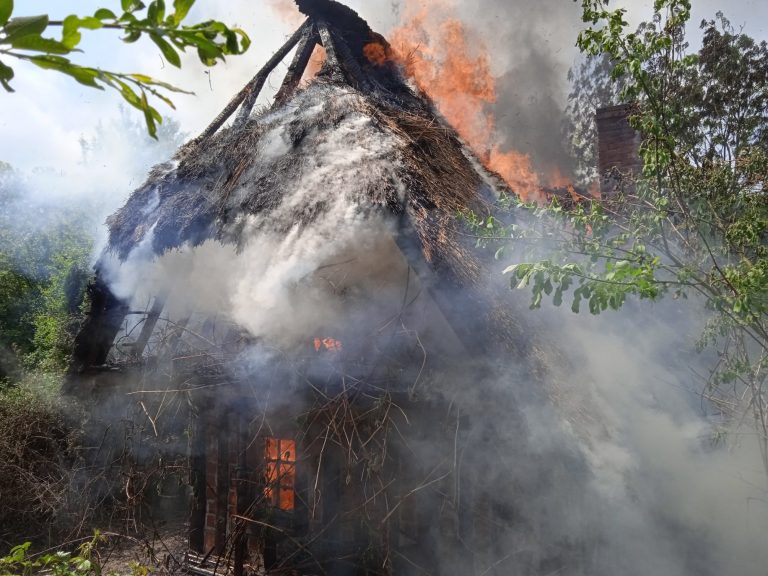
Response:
[[232, 19, 314, 131], [322, 21, 371, 91], [191, 19, 310, 144], [65, 272, 129, 389], [315, 19, 346, 83], [132, 296, 165, 358], [189, 412, 207, 554], [272, 24, 319, 108]]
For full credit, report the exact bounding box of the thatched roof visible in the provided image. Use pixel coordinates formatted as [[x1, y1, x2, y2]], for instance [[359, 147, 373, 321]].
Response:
[[105, 73, 510, 290], [72, 2, 542, 380]]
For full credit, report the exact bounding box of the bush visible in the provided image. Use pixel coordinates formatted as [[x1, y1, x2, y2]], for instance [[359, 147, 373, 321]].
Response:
[[0, 381, 81, 546]]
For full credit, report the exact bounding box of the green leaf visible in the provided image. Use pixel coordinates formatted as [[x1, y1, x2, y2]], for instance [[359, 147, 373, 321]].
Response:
[[3, 14, 48, 43], [61, 15, 102, 49], [62, 15, 82, 48], [94, 8, 117, 20], [553, 286, 564, 307], [115, 79, 143, 108], [121, 0, 146, 12], [28, 55, 101, 88], [127, 73, 189, 95], [11, 34, 71, 54], [237, 29, 251, 52], [571, 292, 582, 314], [173, 0, 194, 24], [140, 90, 158, 139], [0, 0, 13, 27], [147, 0, 166, 26], [0, 58, 15, 92], [224, 30, 239, 54], [150, 32, 181, 67], [122, 29, 141, 43]]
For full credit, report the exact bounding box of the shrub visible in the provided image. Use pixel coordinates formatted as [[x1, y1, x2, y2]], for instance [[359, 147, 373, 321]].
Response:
[[0, 381, 80, 546]]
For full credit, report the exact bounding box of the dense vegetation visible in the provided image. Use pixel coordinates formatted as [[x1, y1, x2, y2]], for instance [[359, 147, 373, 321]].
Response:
[[0, 115, 184, 550], [471, 1, 768, 473]]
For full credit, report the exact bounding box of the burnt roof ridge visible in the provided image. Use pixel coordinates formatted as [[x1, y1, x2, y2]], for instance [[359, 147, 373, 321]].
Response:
[[188, 0, 418, 148]]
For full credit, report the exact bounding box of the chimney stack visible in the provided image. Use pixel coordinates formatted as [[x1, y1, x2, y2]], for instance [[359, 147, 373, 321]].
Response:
[[595, 104, 642, 195]]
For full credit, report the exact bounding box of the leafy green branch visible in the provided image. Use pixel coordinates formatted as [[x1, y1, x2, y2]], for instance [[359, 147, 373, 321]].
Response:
[[1, 534, 100, 576], [0, 0, 251, 137]]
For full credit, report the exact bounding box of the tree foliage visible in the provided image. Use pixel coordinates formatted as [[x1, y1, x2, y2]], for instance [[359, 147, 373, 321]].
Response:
[[469, 0, 768, 469], [0, 0, 250, 137], [0, 174, 93, 382]]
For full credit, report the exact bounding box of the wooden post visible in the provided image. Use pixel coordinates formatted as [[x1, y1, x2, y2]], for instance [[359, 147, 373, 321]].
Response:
[[189, 409, 207, 553], [233, 413, 248, 576]]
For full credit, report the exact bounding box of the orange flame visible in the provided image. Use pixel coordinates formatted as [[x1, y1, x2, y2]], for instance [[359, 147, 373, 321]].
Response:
[[314, 338, 343, 353], [364, 42, 390, 66], [390, 0, 570, 202], [268, 0, 576, 201], [304, 44, 327, 82]]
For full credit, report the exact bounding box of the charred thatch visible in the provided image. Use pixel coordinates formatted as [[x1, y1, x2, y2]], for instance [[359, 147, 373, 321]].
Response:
[[105, 78, 500, 290]]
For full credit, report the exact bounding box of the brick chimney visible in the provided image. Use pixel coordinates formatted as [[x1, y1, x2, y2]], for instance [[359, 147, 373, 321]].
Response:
[[595, 104, 642, 195]]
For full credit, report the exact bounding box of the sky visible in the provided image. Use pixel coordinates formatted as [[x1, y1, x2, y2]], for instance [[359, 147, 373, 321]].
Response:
[[1, 0, 767, 171]]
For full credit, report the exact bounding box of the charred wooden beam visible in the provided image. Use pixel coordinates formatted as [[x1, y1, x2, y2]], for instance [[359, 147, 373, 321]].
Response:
[[325, 21, 371, 92], [65, 273, 129, 391], [232, 20, 314, 132], [315, 19, 346, 84], [393, 212, 491, 358], [189, 413, 207, 554], [273, 24, 319, 108], [191, 20, 310, 144], [233, 414, 248, 576], [132, 296, 165, 358]]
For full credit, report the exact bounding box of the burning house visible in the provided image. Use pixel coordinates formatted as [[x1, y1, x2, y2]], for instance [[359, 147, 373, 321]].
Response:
[[68, 1, 590, 574]]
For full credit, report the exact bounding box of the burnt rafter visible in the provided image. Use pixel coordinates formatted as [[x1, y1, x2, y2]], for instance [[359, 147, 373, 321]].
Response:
[[193, 1, 392, 145], [272, 25, 320, 108], [193, 19, 310, 143]]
